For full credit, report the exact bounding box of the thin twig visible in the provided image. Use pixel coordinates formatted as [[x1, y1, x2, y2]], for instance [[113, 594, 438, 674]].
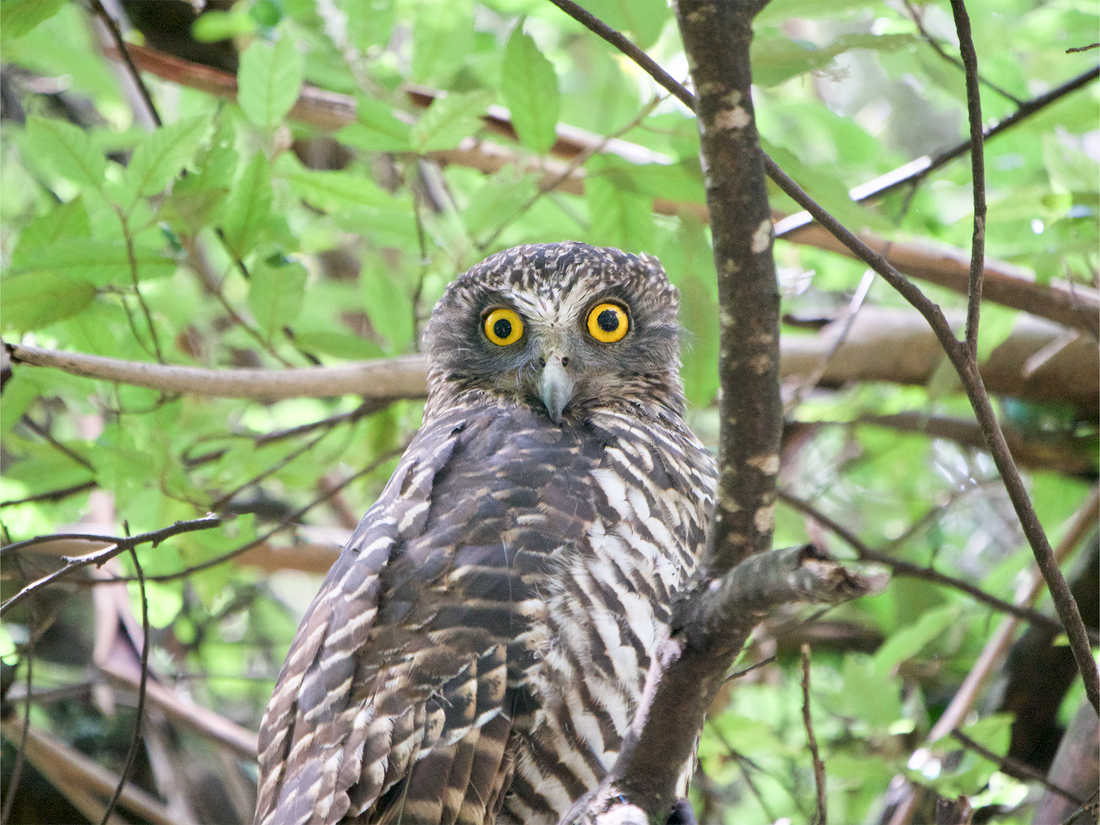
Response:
[[19, 417, 95, 471], [0, 480, 97, 508], [0, 516, 222, 616], [801, 645, 827, 825], [765, 157, 1099, 712], [778, 490, 1093, 642], [949, 0, 987, 357], [210, 425, 336, 511], [902, 0, 1022, 105], [100, 546, 151, 825], [0, 562, 33, 825], [119, 212, 165, 363], [546, 0, 695, 110], [87, 0, 162, 127], [949, 730, 1084, 805], [783, 269, 875, 415], [140, 445, 405, 583]]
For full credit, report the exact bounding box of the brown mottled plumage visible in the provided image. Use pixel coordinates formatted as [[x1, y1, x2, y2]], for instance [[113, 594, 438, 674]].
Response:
[[255, 242, 717, 825]]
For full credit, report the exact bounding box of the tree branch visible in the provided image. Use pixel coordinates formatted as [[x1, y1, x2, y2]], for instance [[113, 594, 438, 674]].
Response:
[[4, 342, 429, 401], [0, 517, 222, 617], [561, 545, 873, 824], [677, 0, 781, 573], [949, 0, 987, 357]]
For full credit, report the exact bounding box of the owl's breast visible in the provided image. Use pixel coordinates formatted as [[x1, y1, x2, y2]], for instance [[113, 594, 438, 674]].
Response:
[[498, 411, 713, 824]]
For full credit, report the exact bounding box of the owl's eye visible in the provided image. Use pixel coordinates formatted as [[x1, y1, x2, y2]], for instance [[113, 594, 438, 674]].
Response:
[[586, 303, 629, 343], [483, 308, 525, 346]]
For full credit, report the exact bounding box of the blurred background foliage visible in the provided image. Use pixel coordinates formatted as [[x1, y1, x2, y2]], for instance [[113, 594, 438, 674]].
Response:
[[0, 0, 1096, 823]]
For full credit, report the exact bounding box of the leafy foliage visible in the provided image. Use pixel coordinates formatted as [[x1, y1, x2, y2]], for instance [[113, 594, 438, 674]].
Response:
[[0, 0, 1096, 823]]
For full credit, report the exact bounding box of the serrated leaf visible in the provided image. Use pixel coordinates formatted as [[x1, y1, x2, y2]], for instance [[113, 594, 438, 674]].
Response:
[[463, 171, 539, 237], [1, 272, 96, 331], [411, 6, 474, 86], [753, 30, 915, 87], [12, 198, 90, 266], [0, 0, 66, 42], [237, 35, 304, 128], [248, 256, 307, 337], [411, 90, 493, 153], [291, 330, 384, 360], [122, 116, 211, 205], [222, 152, 273, 258], [501, 28, 560, 154], [361, 257, 413, 352], [587, 159, 656, 253], [25, 116, 105, 191], [278, 156, 395, 211], [336, 97, 412, 153], [873, 605, 961, 679], [7, 241, 177, 286]]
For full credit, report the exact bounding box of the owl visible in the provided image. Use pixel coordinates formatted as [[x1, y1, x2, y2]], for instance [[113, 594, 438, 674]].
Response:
[[254, 242, 717, 825]]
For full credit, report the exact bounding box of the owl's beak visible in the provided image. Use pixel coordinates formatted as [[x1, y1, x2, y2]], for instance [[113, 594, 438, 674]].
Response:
[[538, 356, 574, 424]]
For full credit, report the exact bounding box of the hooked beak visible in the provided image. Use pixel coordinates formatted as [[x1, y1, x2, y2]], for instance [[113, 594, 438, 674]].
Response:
[[537, 356, 575, 424]]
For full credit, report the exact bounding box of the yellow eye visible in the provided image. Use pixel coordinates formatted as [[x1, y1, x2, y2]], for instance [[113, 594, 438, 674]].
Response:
[[586, 303, 629, 343], [483, 308, 524, 346]]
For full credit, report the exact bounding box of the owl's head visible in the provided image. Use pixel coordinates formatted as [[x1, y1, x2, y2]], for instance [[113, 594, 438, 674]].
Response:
[[425, 242, 685, 424]]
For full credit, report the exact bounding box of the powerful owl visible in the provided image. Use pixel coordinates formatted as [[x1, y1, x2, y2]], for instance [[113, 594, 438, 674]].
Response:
[[255, 242, 718, 825]]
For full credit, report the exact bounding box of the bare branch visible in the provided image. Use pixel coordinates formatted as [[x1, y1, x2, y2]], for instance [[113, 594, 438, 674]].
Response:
[[949, 0, 988, 356], [100, 545, 150, 825], [88, 0, 161, 127], [5, 342, 429, 401], [0, 516, 222, 616], [8, 308, 1096, 415], [949, 730, 1084, 805], [802, 645, 827, 825], [561, 545, 873, 824], [675, 0, 781, 572], [777, 489, 1096, 642]]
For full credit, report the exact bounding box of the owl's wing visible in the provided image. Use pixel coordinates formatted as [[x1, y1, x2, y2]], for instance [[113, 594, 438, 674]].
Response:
[[255, 408, 566, 825]]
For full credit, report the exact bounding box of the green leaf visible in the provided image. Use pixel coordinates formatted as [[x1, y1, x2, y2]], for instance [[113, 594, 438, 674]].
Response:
[[836, 655, 904, 728], [192, 9, 256, 42], [580, 0, 669, 49], [7, 241, 177, 286], [411, 90, 493, 153], [291, 330, 383, 361], [0, 0, 66, 42], [24, 116, 105, 191], [222, 152, 273, 258], [237, 35, 305, 128], [501, 27, 560, 154], [361, 256, 414, 352], [336, 97, 412, 153], [1, 272, 96, 331], [975, 304, 1018, 364], [248, 255, 307, 337], [277, 155, 395, 211], [411, 6, 475, 86], [752, 30, 915, 87], [122, 116, 211, 205], [873, 605, 961, 679], [12, 198, 91, 266], [586, 157, 656, 253]]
